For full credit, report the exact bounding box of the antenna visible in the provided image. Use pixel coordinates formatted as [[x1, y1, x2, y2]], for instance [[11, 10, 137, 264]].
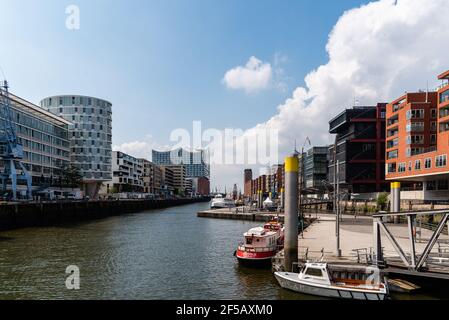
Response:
[[426, 80, 429, 103]]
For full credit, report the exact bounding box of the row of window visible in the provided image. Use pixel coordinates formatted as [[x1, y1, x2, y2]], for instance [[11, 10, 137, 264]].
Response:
[[389, 154, 448, 173], [10, 104, 69, 137], [44, 96, 111, 109]]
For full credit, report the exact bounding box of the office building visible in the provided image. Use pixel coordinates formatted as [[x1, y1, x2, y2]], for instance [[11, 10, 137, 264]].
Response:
[[303, 146, 328, 192], [329, 104, 388, 194], [1, 93, 71, 191]]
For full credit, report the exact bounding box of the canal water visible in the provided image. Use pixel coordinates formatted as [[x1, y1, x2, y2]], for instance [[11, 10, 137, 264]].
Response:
[[0, 202, 442, 299]]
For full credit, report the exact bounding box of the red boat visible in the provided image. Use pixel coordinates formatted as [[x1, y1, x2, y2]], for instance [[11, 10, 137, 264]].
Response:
[[235, 220, 284, 267]]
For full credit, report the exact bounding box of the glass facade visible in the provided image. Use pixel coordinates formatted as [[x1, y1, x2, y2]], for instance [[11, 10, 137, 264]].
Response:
[[152, 148, 210, 179], [40, 95, 112, 182], [0, 94, 71, 185]]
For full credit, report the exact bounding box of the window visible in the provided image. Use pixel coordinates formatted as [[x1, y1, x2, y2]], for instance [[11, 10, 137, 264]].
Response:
[[415, 160, 421, 170], [406, 135, 424, 145], [398, 163, 406, 173], [425, 158, 432, 169], [305, 268, 323, 277], [436, 155, 447, 168], [431, 121, 437, 131], [431, 134, 437, 144], [406, 109, 424, 120], [431, 109, 437, 118], [440, 89, 449, 104], [387, 163, 396, 173], [437, 180, 449, 190], [387, 150, 398, 159], [406, 122, 424, 132]]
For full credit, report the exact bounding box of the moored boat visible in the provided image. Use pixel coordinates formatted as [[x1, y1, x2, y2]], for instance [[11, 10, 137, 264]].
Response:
[[211, 194, 236, 209], [235, 220, 284, 267], [275, 262, 389, 300]]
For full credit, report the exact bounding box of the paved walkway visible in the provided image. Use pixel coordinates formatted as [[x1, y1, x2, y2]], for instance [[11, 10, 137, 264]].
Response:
[[299, 213, 449, 265]]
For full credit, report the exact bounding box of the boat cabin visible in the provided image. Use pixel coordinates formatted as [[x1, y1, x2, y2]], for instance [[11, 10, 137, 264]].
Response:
[[299, 263, 332, 286], [244, 227, 278, 248]]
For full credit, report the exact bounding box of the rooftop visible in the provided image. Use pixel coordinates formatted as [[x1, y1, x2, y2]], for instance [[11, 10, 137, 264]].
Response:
[[438, 70, 449, 80]]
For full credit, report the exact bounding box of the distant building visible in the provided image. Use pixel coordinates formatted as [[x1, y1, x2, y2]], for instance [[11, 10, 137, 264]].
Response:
[[41, 95, 113, 198], [103, 151, 143, 193], [243, 169, 252, 198], [329, 104, 388, 194], [160, 166, 174, 195], [152, 148, 210, 195], [152, 148, 210, 178], [140, 159, 162, 195], [303, 146, 329, 192], [189, 177, 210, 196]]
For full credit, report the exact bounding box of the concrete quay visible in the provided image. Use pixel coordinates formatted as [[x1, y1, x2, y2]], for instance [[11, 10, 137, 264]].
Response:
[[197, 208, 285, 222], [0, 197, 210, 231]]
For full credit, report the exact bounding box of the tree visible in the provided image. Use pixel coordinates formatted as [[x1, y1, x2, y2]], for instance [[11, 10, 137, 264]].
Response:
[[60, 165, 83, 189], [376, 192, 389, 211]]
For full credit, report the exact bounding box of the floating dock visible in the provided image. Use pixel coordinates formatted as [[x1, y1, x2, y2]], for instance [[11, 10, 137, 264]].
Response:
[[197, 208, 285, 222]]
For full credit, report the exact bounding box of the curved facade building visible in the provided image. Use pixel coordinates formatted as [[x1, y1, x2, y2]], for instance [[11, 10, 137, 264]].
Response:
[[40, 95, 112, 197]]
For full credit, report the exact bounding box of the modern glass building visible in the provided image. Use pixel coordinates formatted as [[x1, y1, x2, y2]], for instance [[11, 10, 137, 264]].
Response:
[[152, 148, 210, 179], [0, 93, 71, 191], [40, 95, 112, 197]]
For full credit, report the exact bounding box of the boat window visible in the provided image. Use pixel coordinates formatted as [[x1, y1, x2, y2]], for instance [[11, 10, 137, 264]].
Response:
[[246, 238, 253, 245], [305, 268, 323, 277]]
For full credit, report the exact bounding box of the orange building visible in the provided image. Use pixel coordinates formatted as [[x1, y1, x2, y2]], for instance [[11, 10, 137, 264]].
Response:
[[385, 70, 449, 200]]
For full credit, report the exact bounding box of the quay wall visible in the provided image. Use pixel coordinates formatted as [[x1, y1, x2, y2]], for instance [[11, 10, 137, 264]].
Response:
[[0, 198, 210, 231], [197, 210, 284, 222]]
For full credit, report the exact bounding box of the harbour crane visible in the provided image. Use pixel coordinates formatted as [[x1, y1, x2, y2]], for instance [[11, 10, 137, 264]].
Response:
[[0, 80, 32, 200]]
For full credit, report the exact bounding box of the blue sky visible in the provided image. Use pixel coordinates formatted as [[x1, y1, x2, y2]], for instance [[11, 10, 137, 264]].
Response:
[[0, 0, 366, 147]]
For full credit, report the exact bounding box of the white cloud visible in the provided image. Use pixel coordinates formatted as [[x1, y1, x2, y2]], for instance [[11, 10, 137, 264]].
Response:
[[112, 135, 169, 160], [223, 56, 273, 93], [240, 0, 449, 167], [116, 0, 449, 191]]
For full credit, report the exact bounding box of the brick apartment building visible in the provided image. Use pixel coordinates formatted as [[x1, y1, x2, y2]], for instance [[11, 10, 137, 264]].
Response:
[[385, 69, 449, 200]]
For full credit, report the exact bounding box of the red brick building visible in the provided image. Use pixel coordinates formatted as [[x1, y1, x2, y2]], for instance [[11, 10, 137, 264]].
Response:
[[385, 70, 449, 200], [243, 169, 252, 198]]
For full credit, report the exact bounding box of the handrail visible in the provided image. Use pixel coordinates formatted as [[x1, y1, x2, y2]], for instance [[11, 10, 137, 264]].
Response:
[[373, 209, 449, 218]]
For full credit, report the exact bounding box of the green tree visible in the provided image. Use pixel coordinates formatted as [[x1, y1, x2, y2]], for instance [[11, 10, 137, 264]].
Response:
[[376, 192, 389, 211], [61, 165, 83, 189]]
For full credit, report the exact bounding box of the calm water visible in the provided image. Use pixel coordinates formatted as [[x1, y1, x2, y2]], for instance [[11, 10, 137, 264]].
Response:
[[0, 202, 443, 300], [0, 202, 303, 300]]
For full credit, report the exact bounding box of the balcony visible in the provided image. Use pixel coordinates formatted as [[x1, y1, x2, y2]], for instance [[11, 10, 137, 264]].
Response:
[[387, 129, 399, 138], [329, 111, 348, 133]]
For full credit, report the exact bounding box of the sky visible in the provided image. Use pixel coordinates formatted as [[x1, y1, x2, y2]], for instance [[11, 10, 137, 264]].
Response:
[[1, 0, 448, 192]]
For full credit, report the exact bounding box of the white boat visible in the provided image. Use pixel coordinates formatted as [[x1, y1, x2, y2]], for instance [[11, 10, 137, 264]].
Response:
[[210, 194, 236, 209], [274, 262, 388, 300]]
